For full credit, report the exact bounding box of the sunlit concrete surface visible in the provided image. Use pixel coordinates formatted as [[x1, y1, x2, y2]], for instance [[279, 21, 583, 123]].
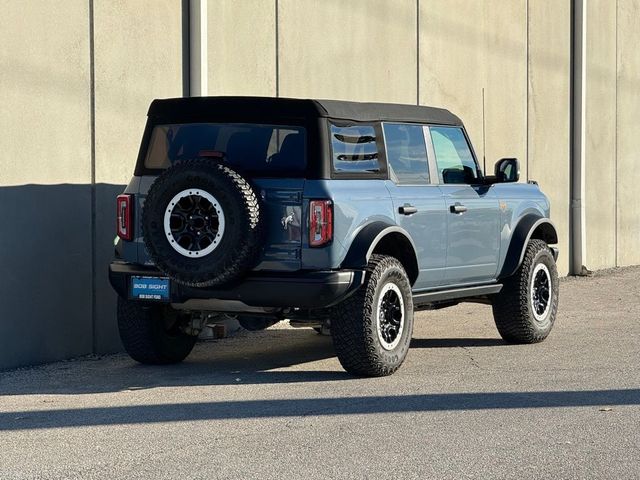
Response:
[[279, 0, 417, 103], [207, 0, 276, 96], [1, 267, 638, 479]]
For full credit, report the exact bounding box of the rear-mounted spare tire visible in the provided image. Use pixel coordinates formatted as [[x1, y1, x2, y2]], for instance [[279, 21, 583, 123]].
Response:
[[142, 160, 263, 287]]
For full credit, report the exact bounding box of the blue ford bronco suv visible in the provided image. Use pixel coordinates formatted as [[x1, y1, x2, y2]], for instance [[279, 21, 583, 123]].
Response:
[[109, 96, 559, 376]]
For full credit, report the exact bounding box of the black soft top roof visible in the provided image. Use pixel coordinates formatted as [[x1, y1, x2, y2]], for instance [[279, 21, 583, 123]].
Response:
[[148, 96, 462, 126]]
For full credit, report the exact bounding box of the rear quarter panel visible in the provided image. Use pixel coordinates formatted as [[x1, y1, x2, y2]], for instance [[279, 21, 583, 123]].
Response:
[[302, 179, 395, 269]]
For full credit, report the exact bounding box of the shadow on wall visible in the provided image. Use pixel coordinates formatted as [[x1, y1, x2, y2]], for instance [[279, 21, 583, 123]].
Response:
[[0, 183, 125, 370]]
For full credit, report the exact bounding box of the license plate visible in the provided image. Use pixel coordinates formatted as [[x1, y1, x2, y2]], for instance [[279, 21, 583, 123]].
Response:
[[130, 276, 170, 301]]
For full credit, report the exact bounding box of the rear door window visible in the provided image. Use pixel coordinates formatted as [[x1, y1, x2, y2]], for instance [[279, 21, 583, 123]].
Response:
[[330, 124, 383, 175], [144, 123, 306, 175], [383, 123, 430, 184]]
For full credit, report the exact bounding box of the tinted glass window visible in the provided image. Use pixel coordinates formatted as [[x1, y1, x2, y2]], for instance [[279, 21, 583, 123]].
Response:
[[330, 124, 382, 174], [383, 123, 430, 184], [430, 127, 478, 184], [144, 123, 306, 175]]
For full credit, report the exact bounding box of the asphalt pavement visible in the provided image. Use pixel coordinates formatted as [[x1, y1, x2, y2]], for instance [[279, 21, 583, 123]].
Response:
[[1, 267, 639, 479]]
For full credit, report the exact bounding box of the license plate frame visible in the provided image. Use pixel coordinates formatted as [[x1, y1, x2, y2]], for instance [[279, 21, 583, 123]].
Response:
[[130, 276, 171, 301]]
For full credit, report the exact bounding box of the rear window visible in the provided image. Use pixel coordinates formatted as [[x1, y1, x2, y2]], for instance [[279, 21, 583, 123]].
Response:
[[144, 123, 306, 175], [330, 124, 382, 174]]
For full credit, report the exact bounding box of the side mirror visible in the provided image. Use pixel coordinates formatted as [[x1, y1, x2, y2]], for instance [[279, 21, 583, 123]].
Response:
[[494, 158, 520, 183]]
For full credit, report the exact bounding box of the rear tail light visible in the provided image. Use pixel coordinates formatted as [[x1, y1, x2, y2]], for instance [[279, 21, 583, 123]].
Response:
[[117, 194, 133, 241], [309, 200, 333, 247]]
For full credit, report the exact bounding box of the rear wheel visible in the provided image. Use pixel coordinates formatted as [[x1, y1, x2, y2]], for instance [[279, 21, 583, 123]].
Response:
[[331, 255, 414, 377], [492, 239, 559, 343], [117, 297, 197, 364]]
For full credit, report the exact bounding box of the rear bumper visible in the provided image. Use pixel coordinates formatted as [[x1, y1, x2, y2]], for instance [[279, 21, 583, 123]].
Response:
[[108, 262, 365, 309]]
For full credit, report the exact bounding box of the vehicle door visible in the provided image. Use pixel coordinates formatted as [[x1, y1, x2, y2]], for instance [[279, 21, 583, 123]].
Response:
[[427, 126, 500, 285], [383, 123, 447, 290]]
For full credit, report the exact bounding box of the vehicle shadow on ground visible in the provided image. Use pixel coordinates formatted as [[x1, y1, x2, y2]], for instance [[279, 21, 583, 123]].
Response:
[[0, 329, 343, 395], [0, 329, 507, 396], [2, 388, 639, 431]]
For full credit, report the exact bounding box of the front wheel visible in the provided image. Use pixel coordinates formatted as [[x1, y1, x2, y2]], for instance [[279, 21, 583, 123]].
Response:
[[492, 239, 559, 343], [331, 255, 414, 377], [117, 297, 198, 364]]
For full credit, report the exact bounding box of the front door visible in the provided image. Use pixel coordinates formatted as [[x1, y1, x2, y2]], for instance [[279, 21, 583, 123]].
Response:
[[382, 123, 447, 290], [427, 126, 500, 285]]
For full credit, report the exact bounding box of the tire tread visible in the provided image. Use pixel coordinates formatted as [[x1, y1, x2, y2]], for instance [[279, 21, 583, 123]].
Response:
[[117, 298, 196, 365], [332, 254, 413, 377], [492, 239, 559, 343]]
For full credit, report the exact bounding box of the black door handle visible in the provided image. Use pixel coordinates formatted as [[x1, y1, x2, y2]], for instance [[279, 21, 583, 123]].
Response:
[[450, 203, 468, 214], [399, 204, 418, 216]]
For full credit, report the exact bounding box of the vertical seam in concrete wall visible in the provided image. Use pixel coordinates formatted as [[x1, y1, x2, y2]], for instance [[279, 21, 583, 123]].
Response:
[[416, 0, 420, 105], [569, 0, 575, 272], [189, 0, 208, 96], [275, 0, 279, 97], [614, 0, 619, 266], [570, 0, 587, 274], [89, 0, 97, 354], [182, 0, 191, 97], [525, 0, 530, 182]]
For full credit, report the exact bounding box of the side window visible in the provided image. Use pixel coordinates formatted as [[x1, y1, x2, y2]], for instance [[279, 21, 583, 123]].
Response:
[[430, 126, 479, 184], [330, 124, 382, 174], [383, 123, 430, 184]]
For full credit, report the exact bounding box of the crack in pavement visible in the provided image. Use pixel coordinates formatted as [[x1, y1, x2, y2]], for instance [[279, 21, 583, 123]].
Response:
[[460, 346, 481, 368]]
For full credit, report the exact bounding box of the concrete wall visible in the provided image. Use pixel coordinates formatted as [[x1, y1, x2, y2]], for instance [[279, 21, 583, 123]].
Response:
[[0, 1, 93, 368], [1, 0, 639, 369], [583, 0, 617, 270], [0, 1, 184, 369], [207, 0, 276, 96], [278, 0, 417, 103], [581, 0, 640, 270], [615, 0, 640, 266]]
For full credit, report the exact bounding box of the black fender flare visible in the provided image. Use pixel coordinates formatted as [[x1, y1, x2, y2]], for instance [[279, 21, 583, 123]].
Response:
[[341, 222, 419, 284], [498, 214, 559, 280]]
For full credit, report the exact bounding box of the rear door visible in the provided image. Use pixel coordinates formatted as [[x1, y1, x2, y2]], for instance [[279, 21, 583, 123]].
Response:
[[427, 126, 500, 285], [226, 126, 305, 272], [383, 123, 447, 290], [251, 178, 304, 271], [138, 122, 306, 271]]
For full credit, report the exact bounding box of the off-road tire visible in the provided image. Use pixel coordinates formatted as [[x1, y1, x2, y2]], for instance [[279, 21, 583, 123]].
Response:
[[492, 239, 559, 343], [142, 160, 263, 287], [117, 297, 197, 364], [331, 255, 414, 377]]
